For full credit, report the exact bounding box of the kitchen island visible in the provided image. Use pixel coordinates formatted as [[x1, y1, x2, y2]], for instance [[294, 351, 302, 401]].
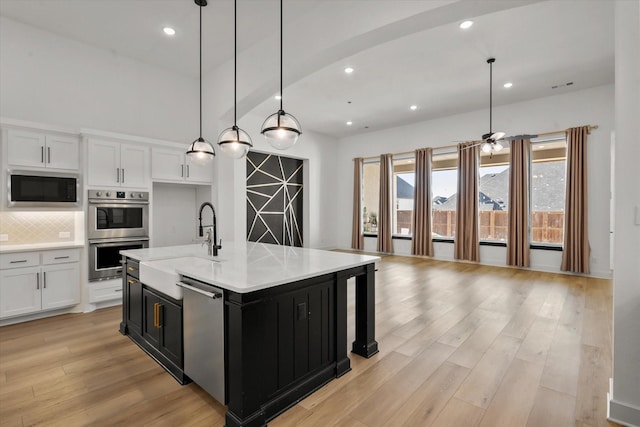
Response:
[[120, 242, 379, 427]]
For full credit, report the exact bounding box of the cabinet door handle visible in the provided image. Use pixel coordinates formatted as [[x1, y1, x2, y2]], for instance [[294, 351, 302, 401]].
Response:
[[186, 165, 189, 178], [153, 303, 157, 328], [36, 272, 40, 290], [54, 256, 69, 260], [122, 168, 125, 183], [157, 304, 162, 328], [117, 168, 120, 183], [47, 146, 51, 164], [41, 146, 44, 163], [10, 260, 27, 264], [181, 164, 184, 177]]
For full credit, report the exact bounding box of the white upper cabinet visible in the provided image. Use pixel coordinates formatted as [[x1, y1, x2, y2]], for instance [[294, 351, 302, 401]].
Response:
[[151, 147, 212, 184], [87, 139, 149, 188], [7, 130, 79, 170]]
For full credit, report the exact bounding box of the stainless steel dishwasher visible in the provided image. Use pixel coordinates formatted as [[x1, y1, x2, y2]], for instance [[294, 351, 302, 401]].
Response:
[[177, 277, 225, 403]]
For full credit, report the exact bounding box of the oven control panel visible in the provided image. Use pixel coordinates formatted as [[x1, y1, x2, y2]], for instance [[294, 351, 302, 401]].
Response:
[[88, 190, 149, 202]]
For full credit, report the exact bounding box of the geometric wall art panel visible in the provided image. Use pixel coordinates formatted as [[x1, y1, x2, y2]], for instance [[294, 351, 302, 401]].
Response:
[[246, 151, 303, 247]]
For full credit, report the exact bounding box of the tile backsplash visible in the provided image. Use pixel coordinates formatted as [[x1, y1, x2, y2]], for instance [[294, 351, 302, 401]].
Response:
[[0, 211, 82, 245]]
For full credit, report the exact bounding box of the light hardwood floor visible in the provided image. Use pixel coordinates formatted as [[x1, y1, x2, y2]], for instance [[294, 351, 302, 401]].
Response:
[[0, 255, 620, 427]]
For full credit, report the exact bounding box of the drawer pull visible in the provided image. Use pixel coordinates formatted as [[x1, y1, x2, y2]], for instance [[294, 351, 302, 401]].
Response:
[[54, 256, 70, 260], [127, 279, 136, 284], [10, 260, 28, 264], [128, 266, 136, 271], [115, 289, 123, 292]]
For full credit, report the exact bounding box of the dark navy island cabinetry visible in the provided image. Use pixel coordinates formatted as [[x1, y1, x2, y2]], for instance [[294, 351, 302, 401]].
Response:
[[119, 242, 379, 427]]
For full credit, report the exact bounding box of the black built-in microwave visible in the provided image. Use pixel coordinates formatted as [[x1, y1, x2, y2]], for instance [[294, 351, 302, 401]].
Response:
[[8, 170, 80, 207]]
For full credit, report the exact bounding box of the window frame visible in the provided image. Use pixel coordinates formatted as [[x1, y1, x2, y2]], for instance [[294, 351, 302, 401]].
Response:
[[529, 135, 567, 249], [431, 147, 459, 242], [391, 154, 416, 238]]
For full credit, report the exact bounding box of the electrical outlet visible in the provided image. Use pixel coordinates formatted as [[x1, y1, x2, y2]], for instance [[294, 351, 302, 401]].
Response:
[[0, 234, 8, 242], [59, 231, 71, 238]]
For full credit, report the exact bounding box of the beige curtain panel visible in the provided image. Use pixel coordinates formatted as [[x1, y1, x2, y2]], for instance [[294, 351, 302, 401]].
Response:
[[561, 126, 590, 273], [454, 142, 480, 262], [411, 148, 434, 256], [351, 158, 364, 250], [507, 139, 531, 267], [377, 154, 394, 253]]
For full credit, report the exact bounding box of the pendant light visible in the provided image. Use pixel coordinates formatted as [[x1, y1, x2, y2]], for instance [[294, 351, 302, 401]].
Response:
[[481, 58, 505, 154], [260, 0, 301, 150], [186, 0, 216, 162], [218, 0, 253, 159]]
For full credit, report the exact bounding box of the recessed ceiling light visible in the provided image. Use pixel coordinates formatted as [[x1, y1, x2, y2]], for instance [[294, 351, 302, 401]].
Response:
[[344, 67, 354, 74], [459, 20, 473, 29], [346, 121, 353, 126], [163, 27, 176, 36], [503, 82, 513, 88], [410, 105, 418, 110], [274, 95, 282, 100]]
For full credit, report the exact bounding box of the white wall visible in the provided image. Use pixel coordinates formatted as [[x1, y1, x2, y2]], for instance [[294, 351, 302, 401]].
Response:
[[336, 84, 614, 278], [151, 183, 204, 247], [610, 1, 640, 425], [0, 17, 198, 143]]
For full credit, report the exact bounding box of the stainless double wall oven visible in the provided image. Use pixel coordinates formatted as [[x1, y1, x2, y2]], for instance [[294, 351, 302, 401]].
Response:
[[88, 190, 149, 281]]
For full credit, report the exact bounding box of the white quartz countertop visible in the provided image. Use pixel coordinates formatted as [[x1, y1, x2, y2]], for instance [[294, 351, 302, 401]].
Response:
[[122, 242, 379, 294], [0, 242, 84, 253]]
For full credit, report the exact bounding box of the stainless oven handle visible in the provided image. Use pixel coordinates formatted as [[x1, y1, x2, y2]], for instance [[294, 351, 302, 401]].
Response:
[[88, 200, 149, 205], [89, 238, 149, 247], [176, 282, 222, 299]]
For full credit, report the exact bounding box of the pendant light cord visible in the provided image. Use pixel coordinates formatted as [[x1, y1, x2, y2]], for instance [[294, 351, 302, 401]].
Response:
[[199, 3, 203, 139], [279, 0, 283, 112], [234, 0, 237, 126], [489, 59, 493, 134]]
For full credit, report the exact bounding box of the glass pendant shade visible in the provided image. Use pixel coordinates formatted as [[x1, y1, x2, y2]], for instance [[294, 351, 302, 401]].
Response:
[[186, 137, 215, 163], [261, 110, 302, 150], [218, 126, 253, 159]]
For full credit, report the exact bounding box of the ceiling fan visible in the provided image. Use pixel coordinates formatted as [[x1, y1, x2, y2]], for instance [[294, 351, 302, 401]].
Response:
[[480, 57, 505, 153], [459, 57, 505, 153]]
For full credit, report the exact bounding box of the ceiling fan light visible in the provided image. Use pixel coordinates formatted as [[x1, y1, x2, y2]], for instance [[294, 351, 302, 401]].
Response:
[[493, 141, 504, 152], [186, 137, 215, 163], [261, 110, 302, 150], [481, 142, 492, 153], [218, 126, 253, 159]]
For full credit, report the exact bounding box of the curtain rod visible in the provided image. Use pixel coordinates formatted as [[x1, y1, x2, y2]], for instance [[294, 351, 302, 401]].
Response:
[[354, 125, 599, 161]]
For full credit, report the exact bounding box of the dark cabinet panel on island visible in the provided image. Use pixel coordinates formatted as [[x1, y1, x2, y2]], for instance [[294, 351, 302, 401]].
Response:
[[226, 275, 336, 425], [126, 276, 142, 335], [142, 288, 183, 367]]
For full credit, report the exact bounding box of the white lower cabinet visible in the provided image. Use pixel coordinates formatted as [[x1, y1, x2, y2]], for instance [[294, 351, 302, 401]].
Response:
[[0, 249, 80, 320], [0, 267, 41, 318], [42, 263, 80, 310]]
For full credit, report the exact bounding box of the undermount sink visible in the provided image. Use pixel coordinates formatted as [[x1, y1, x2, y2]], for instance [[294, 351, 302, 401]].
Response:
[[139, 256, 225, 300]]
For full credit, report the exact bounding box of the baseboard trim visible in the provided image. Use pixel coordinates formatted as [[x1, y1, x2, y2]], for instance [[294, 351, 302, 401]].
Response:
[[608, 378, 640, 427]]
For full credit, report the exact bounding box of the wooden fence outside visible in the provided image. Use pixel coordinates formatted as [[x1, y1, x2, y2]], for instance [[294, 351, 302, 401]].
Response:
[[400, 210, 564, 244]]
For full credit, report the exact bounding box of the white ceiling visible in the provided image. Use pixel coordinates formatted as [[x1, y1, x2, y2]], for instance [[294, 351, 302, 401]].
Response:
[[0, 0, 615, 139]]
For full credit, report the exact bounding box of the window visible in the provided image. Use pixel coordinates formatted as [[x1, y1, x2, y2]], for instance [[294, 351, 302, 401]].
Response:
[[431, 150, 458, 239], [479, 146, 510, 242], [392, 157, 415, 236], [362, 161, 380, 233], [530, 138, 567, 245]]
